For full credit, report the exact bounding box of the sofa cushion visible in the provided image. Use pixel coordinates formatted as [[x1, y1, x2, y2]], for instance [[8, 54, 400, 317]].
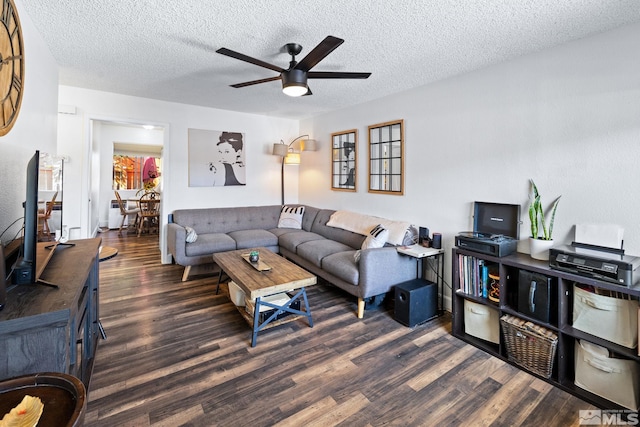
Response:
[[227, 229, 278, 249], [268, 227, 300, 238], [296, 239, 354, 267], [185, 233, 236, 257], [278, 205, 305, 229], [322, 251, 359, 285], [310, 209, 366, 249], [173, 205, 282, 234], [278, 231, 325, 253], [301, 205, 320, 232]]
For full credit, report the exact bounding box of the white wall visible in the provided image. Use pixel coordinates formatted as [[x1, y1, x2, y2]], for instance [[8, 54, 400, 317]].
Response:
[[0, 0, 58, 246], [299, 22, 640, 308], [57, 86, 299, 261]]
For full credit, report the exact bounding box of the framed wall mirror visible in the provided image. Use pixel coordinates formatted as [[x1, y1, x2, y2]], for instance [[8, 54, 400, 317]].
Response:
[[368, 119, 404, 195], [331, 129, 357, 192]]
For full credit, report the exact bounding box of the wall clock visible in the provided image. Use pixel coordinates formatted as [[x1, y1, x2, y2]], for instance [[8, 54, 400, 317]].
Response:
[[0, 0, 23, 136]]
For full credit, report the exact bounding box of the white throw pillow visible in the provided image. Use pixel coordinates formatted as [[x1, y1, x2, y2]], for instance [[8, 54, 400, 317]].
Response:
[[362, 224, 389, 249], [278, 205, 305, 229], [185, 226, 198, 243], [355, 224, 389, 262]]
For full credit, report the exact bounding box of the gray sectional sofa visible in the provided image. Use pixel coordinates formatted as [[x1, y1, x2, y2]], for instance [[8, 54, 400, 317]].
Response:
[[167, 205, 417, 318]]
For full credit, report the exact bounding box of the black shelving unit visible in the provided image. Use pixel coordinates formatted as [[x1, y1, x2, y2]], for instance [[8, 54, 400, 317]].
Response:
[[452, 247, 640, 411]]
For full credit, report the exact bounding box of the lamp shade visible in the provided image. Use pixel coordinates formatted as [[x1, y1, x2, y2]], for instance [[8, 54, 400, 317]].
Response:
[[284, 153, 301, 165], [301, 139, 317, 151], [272, 143, 288, 157]]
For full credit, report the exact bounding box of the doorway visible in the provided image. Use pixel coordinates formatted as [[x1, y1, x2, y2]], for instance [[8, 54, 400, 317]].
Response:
[[87, 119, 167, 256]]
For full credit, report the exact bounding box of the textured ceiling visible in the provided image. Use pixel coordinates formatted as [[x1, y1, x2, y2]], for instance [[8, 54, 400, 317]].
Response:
[[21, 0, 640, 119]]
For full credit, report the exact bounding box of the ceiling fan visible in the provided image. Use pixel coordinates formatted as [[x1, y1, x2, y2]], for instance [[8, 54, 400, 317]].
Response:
[[216, 36, 371, 97]]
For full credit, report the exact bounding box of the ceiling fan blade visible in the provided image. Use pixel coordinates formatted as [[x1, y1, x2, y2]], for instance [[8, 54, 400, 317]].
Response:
[[303, 87, 313, 96], [216, 48, 284, 73], [230, 76, 282, 88], [308, 71, 371, 79], [294, 36, 344, 72]]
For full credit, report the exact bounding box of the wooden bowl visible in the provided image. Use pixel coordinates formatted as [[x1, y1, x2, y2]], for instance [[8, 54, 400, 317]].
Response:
[[0, 372, 86, 426]]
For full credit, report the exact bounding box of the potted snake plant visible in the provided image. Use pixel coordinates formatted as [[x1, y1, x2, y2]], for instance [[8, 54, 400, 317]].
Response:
[[528, 179, 561, 260]]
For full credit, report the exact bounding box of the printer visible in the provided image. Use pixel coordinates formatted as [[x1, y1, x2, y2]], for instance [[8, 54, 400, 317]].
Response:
[[549, 244, 640, 287]]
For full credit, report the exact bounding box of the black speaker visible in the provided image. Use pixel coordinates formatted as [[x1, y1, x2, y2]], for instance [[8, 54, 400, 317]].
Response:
[[419, 226, 430, 245], [432, 233, 442, 249], [394, 279, 437, 327]]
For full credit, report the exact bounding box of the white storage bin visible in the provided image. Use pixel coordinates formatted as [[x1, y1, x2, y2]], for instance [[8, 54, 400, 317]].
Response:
[[464, 300, 499, 344], [573, 285, 638, 349], [575, 340, 640, 411], [228, 281, 245, 307], [244, 293, 291, 313]]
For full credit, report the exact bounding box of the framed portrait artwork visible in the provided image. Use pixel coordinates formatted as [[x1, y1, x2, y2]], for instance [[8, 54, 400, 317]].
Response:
[[368, 120, 404, 195], [331, 129, 357, 191], [188, 128, 246, 187]]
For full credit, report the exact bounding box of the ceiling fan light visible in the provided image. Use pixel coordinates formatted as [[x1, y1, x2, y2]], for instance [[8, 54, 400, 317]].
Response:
[[282, 69, 308, 97], [282, 84, 308, 97]]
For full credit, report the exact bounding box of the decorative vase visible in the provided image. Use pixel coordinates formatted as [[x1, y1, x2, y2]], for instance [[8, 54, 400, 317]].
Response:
[[529, 237, 554, 261]]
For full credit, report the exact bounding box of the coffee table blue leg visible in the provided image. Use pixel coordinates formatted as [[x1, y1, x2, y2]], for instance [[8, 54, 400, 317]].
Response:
[[301, 288, 313, 327], [251, 296, 262, 347], [250, 287, 313, 347]]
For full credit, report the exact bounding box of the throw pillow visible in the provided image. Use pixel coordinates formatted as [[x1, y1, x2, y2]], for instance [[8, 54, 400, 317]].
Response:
[[355, 224, 389, 262], [362, 224, 389, 249], [185, 226, 197, 243], [278, 205, 305, 229]]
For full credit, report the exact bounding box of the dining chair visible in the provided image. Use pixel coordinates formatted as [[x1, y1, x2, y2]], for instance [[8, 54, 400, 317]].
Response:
[[38, 191, 58, 241], [115, 190, 140, 236], [136, 191, 161, 237]]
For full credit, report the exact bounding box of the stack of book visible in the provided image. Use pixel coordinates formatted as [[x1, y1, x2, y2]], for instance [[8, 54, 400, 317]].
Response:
[[457, 254, 496, 299]]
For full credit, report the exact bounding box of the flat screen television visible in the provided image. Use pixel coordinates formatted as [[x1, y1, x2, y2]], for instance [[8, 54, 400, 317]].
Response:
[[12, 150, 40, 285]]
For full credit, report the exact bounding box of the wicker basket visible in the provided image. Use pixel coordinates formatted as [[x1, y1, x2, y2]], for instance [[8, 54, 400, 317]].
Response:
[[500, 314, 558, 378]]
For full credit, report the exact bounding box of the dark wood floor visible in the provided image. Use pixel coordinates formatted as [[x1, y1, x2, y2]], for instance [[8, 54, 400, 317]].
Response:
[[86, 230, 593, 426]]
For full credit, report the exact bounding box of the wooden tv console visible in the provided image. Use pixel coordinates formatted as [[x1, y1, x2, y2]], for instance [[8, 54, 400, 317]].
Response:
[[0, 238, 101, 389]]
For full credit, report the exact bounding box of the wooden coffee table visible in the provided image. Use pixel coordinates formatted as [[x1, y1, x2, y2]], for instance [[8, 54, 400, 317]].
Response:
[[212, 247, 317, 347]]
